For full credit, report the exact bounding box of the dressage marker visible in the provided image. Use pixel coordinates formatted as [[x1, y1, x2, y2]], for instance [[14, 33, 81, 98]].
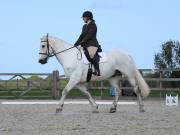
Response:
[[166, 94, 179, 106]]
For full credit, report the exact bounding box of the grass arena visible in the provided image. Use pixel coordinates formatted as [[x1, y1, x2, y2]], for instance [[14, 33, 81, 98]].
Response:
[[0, 99, 180, 135]]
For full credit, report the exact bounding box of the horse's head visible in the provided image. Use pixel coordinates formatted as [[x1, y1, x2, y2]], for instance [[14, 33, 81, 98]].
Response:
[[38, 34, 54, 64]]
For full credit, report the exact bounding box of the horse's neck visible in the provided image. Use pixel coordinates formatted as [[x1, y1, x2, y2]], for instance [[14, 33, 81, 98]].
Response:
[[50, 37, 72, 52], [49, 37, 72, 63], [49, 37, 80, 73]]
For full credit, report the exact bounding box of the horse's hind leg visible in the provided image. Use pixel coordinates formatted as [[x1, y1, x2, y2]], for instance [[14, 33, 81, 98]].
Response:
[[108, 77, 121, 113], [76, 83, 99, 113], [134, 85, 145, 112], [129, 78, 145, 113]]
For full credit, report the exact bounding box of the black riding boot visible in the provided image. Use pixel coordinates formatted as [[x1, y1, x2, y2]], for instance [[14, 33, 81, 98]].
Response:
[[92, 56, 101, 76]]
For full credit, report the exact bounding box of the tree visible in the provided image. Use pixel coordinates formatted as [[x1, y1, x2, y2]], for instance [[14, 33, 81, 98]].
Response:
[[28, 75, 43, 81], [154, 40, 180, 80], [154, 40, 180, 69]]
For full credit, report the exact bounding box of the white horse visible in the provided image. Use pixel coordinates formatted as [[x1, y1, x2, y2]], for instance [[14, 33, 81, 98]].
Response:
[[38, 34, 150, 113]]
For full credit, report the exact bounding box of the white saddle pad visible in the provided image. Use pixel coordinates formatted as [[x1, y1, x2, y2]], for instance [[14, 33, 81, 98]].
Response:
[[82, 52, 107, 65]]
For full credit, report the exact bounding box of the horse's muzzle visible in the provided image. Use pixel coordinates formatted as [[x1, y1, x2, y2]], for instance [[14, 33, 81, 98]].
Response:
[[38, 59, 47, 64]]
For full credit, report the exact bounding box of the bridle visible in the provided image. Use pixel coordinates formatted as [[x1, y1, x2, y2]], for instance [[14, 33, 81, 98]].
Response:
[[39, 34, 81, 59], [39, 34, 53, 57]]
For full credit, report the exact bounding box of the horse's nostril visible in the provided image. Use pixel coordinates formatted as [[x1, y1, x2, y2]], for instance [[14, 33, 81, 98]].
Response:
[[39, 59, 47, 64], [39, 59, 43, 63]]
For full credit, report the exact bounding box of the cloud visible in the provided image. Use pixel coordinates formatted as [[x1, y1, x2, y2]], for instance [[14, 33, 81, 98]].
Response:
[[90, 0, 121, 10]]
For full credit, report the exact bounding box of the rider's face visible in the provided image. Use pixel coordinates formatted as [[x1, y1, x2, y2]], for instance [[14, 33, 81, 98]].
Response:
[[82, 17, 89, 23]]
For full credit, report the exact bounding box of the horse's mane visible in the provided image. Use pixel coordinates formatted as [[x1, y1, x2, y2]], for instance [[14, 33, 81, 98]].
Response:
[[50, 36, 73, 47]]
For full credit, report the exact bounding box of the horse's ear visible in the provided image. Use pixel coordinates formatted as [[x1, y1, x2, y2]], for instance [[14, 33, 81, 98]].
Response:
[[46, 33, 49, 38]]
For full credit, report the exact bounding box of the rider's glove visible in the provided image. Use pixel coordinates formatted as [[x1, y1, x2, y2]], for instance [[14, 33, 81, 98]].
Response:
[[74, 43, 79, 47], [80, 41, 85, 47]]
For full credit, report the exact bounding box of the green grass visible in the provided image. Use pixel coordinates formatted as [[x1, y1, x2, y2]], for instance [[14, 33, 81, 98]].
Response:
[[0, 89, 179, 99], [0, 79, 180, 99], [149, 90, 180, 97]]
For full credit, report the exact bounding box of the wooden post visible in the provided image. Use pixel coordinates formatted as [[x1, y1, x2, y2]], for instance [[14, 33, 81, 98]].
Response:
[[159, 69, 163, 98], [100, 81, 103, 99], [16, 78, 19, 90], [159, 70, 163, 89], [119, 81, 122, 96], [52, 70, 60, 99]]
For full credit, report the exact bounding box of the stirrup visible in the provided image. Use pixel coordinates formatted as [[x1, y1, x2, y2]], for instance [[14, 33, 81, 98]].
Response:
[[92, 71, 100, 76]]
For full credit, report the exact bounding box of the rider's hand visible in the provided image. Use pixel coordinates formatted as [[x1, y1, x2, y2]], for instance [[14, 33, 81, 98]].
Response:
[[74, 43, 79, 47], [80, 41, 85, 47]]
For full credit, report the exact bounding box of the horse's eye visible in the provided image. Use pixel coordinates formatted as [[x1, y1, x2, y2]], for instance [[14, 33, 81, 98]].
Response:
[[42, 45, 45, 48]]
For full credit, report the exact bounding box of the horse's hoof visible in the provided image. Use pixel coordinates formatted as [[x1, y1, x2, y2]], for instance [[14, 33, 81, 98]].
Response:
[[92, 110, 99, 113], [56, 108, 62, 113], [139, 109, 145, 113], [109, 107, 116, 113], [139, 105, 145, 113]]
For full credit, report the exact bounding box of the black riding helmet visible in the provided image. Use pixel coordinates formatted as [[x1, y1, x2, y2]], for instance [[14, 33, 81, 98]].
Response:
[[82, 11, 93, 20]]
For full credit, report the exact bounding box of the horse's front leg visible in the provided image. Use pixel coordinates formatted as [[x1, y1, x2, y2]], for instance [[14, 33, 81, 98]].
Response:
[[76, 83, 99, 113], [56, 86, 69, 113], [56, 71, 81, 113]]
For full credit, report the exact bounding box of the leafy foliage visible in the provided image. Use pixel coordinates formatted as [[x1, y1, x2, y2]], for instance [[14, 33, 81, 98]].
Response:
[[154, 40, 180, 69], [28, 75, 43, 81]]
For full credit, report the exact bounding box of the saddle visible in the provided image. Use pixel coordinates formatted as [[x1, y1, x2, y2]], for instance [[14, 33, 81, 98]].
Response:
[[82, 52, 107, 65], [83, 46, 106, 82]]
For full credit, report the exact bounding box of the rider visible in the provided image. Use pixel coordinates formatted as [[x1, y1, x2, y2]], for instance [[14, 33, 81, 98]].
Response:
[[74, 11, 101, 76]]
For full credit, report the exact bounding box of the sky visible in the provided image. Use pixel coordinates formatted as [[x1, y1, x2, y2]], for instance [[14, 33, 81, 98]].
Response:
[[0, 0, 180, 74]]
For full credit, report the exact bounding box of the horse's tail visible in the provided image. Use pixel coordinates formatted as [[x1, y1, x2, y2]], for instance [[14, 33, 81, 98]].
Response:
[[135, 69, 150, 97]]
